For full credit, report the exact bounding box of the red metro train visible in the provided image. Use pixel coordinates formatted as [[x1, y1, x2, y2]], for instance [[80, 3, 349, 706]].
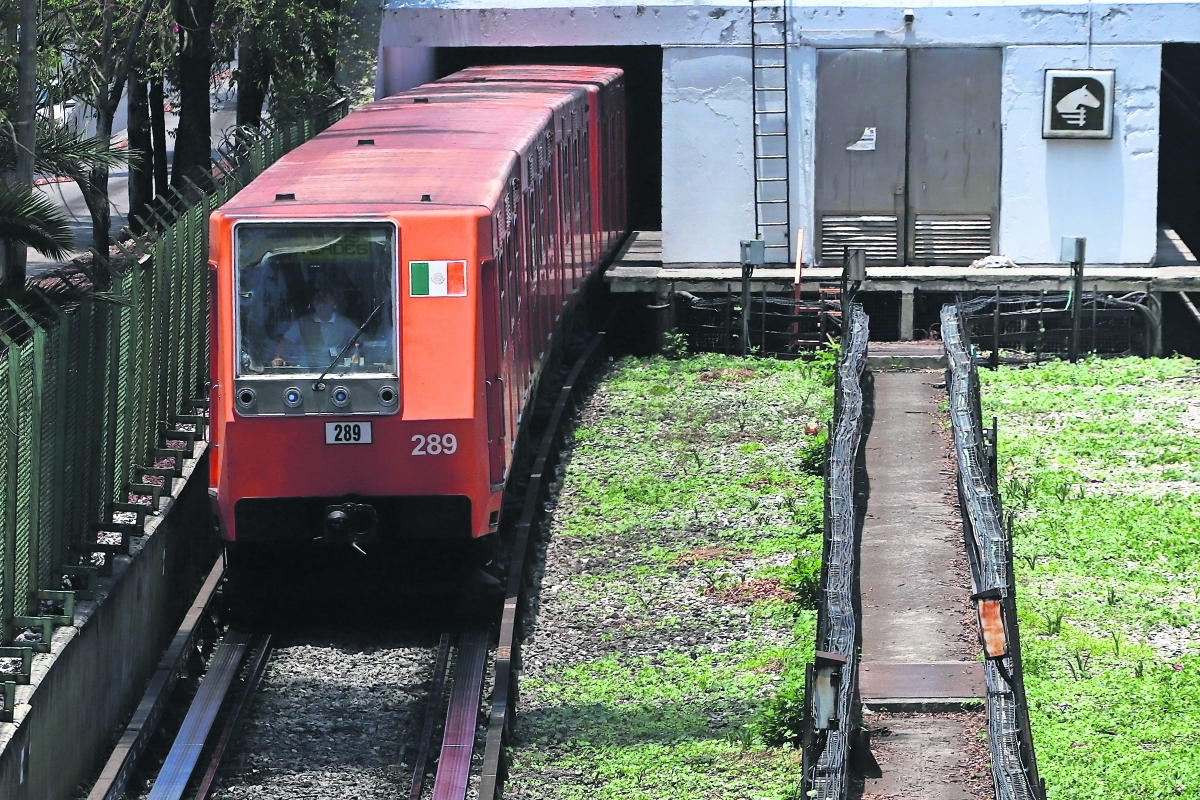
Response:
[[208, 66, 626, 556]]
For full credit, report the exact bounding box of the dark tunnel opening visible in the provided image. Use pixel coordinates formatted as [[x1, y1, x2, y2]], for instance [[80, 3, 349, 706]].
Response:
[[435, 46, 663, 233]]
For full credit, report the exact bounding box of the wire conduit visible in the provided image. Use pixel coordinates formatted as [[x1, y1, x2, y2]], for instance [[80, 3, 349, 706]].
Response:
[[802, 303, 868, 799], [942, 303, 1043, 800]]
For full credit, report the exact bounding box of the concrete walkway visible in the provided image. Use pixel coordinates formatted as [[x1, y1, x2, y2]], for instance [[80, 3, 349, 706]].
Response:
[[858, 369, 987, 799]]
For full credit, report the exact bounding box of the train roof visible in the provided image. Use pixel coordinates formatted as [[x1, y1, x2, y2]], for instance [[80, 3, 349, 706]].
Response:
[[383, 82, 586, 112], [438, 65, 624, 87], [313, 103, 554, 153], [217, 145, 517, 215], [218, 65, 618, 217]]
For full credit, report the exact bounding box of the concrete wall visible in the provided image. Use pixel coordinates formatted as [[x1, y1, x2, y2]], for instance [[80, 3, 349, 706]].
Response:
[[0, 449, 216, 800], [789, 44, 819, 267], [1000, 44, 1161, 264], [661, 46, 755, 264], [378, 0, 1200, 266], [376, 47, 437, 99]]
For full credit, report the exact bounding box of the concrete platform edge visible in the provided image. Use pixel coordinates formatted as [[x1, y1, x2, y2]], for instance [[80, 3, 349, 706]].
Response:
[[0, 445, 216, 800]]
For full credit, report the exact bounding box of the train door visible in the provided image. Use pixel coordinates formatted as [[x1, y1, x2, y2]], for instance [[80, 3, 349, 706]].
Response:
[[815, 48, 1001, 266], [481, 256, 506, 485]]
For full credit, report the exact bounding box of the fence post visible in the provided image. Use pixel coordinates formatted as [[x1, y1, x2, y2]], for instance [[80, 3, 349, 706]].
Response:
[[8, 304, 48, 601], [0, 340, 14, 640], [991, 286, 1000, 370]]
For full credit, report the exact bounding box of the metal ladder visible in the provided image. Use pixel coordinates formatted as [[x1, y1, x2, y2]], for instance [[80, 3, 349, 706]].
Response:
[[751, 1, 791, 265]]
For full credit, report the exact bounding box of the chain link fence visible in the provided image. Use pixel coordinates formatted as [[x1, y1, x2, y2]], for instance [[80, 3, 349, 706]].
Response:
[[0, 103, 347, 699]]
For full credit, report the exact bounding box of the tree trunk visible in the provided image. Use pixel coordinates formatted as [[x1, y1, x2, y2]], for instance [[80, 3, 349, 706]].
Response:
[[235, 27, 269, 129], [82, 109, 115, 284], [128, 75, 153, 234], [5, 0, 39, 290], [171, 0, 214, 190], [150, 76, 169, 198]]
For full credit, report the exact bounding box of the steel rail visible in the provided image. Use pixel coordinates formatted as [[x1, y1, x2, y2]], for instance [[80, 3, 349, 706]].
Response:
[[942, 304, 1042, 800], [409, 632, 452, 800], [87, 557, 225, 800], [431, 627, 491, 800], [194, 633, 273, 800], [146, 628, 255, 800], [805, 304, 868, 800], [478, 332, 607, 800]]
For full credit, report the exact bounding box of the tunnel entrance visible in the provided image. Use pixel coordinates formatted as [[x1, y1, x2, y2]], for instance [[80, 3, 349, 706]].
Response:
[[435, 46, 663, 233], [1161, 44, 1200, 255], [1159, 44, 1200, 355]]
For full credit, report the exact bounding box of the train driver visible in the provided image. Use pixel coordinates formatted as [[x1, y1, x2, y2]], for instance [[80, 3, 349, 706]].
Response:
[[270, 287, 361, 369]]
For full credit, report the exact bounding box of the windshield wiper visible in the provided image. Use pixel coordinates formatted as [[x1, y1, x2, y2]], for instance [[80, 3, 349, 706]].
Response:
[[314, 301, 386, 386]]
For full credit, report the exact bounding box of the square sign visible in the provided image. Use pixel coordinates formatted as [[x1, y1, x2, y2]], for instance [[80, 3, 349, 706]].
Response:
[[1043, 69, 1114, 139], [410, 260, 467, 297]]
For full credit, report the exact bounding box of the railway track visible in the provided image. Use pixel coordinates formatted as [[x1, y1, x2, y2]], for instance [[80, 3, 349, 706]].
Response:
[[86, 334, 604, 800]]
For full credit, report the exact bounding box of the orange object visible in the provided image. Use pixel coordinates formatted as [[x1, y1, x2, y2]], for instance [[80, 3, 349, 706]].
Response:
[[208, 66, 626, 545], [978, 597, 1009, 658]]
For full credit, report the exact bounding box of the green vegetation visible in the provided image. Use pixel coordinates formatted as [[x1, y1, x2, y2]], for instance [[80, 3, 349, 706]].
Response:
[[506, 354, 834, 799], [981, 356, 1200, 797]]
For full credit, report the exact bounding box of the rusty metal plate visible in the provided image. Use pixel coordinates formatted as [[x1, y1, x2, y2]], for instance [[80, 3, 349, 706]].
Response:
[[860, 661, 985, 700]]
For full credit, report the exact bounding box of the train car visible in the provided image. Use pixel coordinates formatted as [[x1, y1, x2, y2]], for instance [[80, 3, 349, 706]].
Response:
[[207, 66, 626, 559]]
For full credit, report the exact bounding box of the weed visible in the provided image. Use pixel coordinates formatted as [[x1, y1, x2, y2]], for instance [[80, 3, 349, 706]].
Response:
[[726, 723, 757, 751], [755, 677, 806, 748], [781, 554, 822, 610], [1065, 647, 1092, 681], [797, 429, 828, 476], [504, 354, 832, 799], [983, 356, 1200, 796], [1041, 605, 1066, 635], [663, 329, 688, 360]]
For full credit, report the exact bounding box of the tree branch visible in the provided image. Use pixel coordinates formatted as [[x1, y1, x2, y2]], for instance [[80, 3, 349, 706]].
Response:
[[105, 0, 158, 114]]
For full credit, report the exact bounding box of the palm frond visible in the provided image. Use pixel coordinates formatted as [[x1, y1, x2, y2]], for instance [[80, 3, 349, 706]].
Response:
[[34, 117, 129, 176], [0, 183, 77, 260], [0, 118, 128, 179]]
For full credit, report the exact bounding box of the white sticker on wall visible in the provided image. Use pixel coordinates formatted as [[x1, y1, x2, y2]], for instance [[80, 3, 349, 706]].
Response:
[[846, 127, 877, 151]]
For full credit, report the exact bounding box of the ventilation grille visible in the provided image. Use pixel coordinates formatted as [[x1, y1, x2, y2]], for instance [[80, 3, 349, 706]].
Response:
[[913, 215, 993, 264], [820, 215, 899, 263]]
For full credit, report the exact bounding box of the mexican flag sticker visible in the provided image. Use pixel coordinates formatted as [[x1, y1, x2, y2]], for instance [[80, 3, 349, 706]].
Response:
[[410, 260, 467, 297]]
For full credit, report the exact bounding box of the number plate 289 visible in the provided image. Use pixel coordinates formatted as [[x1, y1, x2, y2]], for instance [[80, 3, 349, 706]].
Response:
[[325, 422, 372, 444]]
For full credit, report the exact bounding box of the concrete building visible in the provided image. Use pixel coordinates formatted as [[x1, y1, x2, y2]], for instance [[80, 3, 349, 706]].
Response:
[[371, 0, 1200, 340]]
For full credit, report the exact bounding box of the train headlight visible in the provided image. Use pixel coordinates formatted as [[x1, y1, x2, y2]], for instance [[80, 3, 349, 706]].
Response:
[[378, 386, 397, 406], [236, 387, 257, 409], [331, 386, 351, 408], [283, 387, 303, 408]]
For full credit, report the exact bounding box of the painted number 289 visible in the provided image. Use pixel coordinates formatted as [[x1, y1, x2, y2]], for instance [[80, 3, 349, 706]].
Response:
[[411, 433, 458, 455]]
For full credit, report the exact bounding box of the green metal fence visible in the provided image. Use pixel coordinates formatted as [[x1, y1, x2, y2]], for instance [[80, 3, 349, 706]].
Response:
[[0, 104, 347, 694]]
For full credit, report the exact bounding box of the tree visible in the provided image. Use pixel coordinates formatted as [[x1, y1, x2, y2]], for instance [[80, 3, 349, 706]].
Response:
[[171, 0, 213, 188], [1, 0, 123, 288], [218, 0, 344, 126], [3, 0, 39, 290]]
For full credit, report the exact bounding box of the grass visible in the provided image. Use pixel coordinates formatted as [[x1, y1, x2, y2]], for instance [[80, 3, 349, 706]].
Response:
[[980, 355, 1200, 798], [504, 354, 833, 800]]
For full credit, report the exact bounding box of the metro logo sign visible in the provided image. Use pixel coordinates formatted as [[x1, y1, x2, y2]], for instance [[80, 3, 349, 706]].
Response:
[[410, 260, 467, 297]]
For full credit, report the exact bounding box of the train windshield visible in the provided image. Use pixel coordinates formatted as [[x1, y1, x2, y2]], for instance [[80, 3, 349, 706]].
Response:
[[234, 223, 397, 378]]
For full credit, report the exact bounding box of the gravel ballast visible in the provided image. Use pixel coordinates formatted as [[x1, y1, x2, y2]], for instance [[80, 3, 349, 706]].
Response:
[[506, 354, 834, 799]]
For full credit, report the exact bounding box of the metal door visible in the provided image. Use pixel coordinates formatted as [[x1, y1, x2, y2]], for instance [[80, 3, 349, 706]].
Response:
[[907, 49, 1001, 265], [815, 49, 908, 266]]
